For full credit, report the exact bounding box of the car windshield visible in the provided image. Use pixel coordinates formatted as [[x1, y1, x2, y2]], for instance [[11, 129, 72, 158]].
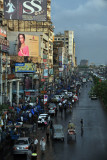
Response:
[[55, 129, 62, 133], [15, 140, 28, 145]]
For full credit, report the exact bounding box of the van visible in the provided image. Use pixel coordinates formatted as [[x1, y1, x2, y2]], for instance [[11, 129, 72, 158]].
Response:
[[52, 124, 64, 141]]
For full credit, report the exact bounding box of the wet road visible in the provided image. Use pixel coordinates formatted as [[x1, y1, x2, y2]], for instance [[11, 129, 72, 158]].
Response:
[[12, 82, 107, 160]]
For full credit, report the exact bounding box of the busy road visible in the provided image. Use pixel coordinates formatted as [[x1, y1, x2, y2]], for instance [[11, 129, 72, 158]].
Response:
[[8, 81, 107, 160]]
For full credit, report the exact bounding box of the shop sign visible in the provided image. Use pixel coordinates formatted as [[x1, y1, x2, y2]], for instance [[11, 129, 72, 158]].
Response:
[[8, 74, 15, 80], [59, 68, 63, 72], [41, 90, 47, 94], [25, 92, 30, 96], [41, 79, 45, 82], [43, 59, 47, 63], [0, 38, 9, 46], [15, 63, 36, 73], [0, 28, 6, 37]]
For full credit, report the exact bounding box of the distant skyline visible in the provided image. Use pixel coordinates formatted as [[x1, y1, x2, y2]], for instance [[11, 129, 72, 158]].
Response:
[[51, 0, 107, 65]]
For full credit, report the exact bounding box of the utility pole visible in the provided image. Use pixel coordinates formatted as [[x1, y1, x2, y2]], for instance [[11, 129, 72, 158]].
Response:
[[5, 53, 8, 103], [0, 52, 2, 105]]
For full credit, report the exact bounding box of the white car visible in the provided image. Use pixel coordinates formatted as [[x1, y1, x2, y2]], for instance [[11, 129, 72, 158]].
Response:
[[37, 114, 49, 125], [13, 137, 33, 155]]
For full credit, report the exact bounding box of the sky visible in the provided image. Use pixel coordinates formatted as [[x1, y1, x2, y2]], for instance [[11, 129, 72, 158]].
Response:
[[51, 0, 107, 65]]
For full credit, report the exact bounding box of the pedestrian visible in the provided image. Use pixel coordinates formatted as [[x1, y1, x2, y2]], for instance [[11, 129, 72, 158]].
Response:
[[33, 137, 38, 152], [40, 137, 46, 153], [46, 125, 50, 141], [80, 119, 83, 128], [55, 107, 58, 116], [29, 112, 32, 124], [21, 115, 23, 123], [48, 115, 50, 124]]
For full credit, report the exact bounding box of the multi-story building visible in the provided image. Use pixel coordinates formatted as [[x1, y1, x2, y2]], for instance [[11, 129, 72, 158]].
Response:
[[0, 0, 54, 105], [80, 60, 88, 66], [54, 31, 76, 68]]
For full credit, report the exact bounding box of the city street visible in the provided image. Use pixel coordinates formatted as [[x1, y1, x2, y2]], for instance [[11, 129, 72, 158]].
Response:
[[10, 82, 107, 160]]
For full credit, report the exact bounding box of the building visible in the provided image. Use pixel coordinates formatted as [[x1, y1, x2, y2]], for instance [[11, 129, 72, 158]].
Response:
[[54, 31, 76, 68], [0, 0, 54, 105], [80, 60, 88, 66]]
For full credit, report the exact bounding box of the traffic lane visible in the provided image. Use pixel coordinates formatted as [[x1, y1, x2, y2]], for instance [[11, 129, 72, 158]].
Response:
[[11, 83, 107, 160]]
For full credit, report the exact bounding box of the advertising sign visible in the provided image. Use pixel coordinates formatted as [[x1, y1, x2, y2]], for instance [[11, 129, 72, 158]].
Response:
[[44, 95, 48, 105], [44, 69, 48, 78], [0, 28, 6, 37], [8, 32, 39, 57], [4, 0, 47, 21], [59, 68, 63, 72], [15, 63, 36, 72], [49, 68, 53, 75]]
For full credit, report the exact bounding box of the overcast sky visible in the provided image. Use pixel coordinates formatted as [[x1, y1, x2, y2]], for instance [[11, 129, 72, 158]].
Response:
[[51, 0, 107, 65]]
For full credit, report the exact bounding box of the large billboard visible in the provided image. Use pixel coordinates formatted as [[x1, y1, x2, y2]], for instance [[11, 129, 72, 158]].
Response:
[[4, 0, 47, 21], [7, 32, 39, 57], [15, 63, 36, 72]]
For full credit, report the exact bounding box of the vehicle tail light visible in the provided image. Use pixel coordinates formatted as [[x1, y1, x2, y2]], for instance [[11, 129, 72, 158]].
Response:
[[24, 146, 29, 149]]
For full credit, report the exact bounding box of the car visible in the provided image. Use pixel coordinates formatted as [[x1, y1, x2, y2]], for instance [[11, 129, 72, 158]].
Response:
[[37, 114, 49, 125], [48, 103, 57, 115], [13, 137, 33, 155], [51, 95, 62, 102], [91, 95, 97, 100], [52, 124, 64, 141]]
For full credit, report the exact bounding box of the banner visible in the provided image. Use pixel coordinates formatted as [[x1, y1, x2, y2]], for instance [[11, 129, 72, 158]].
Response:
[[4, 0, 47, 21]]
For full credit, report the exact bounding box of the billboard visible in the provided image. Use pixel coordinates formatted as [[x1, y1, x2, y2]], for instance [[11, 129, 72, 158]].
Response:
[[15, 63, 36, 72], [4, 0, 47, 21], [7, 32, 39, 57]]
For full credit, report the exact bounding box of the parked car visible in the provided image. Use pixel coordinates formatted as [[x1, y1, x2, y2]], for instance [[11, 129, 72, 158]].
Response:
[[13, 137, 33, 155], [52, 124, 64, 141]]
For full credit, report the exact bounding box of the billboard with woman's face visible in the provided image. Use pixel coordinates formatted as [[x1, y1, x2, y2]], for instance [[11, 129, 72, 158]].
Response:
[[18, 34, 39, 57], [4, 0, 47, 21], [7, 32, 39, 57]]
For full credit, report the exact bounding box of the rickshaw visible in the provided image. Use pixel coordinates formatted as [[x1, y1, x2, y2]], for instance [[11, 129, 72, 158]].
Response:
[[67, 122, 76, 142]]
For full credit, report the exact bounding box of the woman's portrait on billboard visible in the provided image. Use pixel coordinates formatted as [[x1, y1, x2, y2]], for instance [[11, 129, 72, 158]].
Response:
[[5, 0, 16, 19], [18, 34, 29, 56]]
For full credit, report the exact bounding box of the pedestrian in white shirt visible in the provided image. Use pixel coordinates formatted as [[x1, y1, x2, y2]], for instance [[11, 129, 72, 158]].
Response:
[[40, 137, 46, 153], [34, 137, 38, 152]]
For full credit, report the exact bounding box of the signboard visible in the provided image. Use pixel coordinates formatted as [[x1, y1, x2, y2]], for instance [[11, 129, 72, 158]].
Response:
[[59, 68, 63, 72], [4, 0, 47, 21], [0, 28, 6, 37], [44, 69, 48, 77], [0, 38, 9, 46], [44, 94, 48, 105], [15, 63, 36, 72], [49, 68, 53, 75]]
